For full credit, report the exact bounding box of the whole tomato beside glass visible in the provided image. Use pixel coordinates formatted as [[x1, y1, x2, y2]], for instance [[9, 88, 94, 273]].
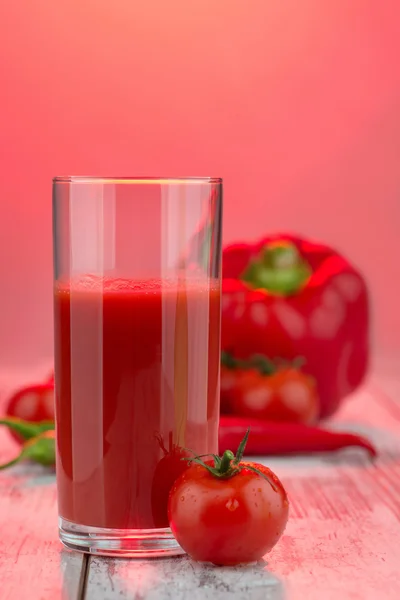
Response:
[[168, 431, 289, 565]]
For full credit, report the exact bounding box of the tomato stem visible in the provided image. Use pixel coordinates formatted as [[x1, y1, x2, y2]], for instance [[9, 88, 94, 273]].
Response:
[[184, 428, 279, 491], [221, 352, 306, 376], [219, 450, 235, 474], [234, 428, 250, 464], [242, 464, 278, 492]]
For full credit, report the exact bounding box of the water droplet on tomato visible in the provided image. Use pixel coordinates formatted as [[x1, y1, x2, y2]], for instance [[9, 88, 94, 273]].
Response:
[[225, 498, 239, 511]]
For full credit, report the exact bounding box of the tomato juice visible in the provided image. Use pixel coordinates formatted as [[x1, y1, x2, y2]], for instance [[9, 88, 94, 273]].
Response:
[[54, 275, 220, 530]]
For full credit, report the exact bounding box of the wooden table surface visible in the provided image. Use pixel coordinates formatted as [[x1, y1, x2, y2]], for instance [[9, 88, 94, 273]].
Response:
[[1, 366, 400, 600]]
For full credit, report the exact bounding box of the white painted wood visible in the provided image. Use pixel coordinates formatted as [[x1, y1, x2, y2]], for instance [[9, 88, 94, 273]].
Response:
[[87, 555, 284, 600], [85, 378, 400, 600], [0, 400, 84, 600]]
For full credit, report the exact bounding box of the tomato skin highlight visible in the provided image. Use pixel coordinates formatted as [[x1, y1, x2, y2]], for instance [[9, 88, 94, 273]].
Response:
[[168, 461, 289, 565]]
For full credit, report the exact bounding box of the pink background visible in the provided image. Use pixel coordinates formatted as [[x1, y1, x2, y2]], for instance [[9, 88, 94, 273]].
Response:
[[0, 1, 399, 374]]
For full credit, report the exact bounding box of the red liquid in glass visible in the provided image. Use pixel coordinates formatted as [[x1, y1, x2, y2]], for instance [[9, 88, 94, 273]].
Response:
[[54, 276, 220, 530]]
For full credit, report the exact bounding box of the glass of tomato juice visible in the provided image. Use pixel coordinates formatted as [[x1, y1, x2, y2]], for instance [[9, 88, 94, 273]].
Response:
[[52, 177, 223, 557]]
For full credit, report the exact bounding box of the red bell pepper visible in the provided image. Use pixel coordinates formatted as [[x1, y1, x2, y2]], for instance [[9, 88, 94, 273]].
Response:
[[222, 233, 369, 419]]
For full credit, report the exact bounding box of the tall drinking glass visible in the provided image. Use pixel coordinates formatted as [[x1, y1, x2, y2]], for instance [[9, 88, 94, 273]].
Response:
[[52, 177, 223, 557]]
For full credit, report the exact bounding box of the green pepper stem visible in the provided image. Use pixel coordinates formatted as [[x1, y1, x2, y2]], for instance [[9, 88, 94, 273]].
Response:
[[0, 418, 54, 441], [0, 431, 56, 470], [241, 241, 311, 296]]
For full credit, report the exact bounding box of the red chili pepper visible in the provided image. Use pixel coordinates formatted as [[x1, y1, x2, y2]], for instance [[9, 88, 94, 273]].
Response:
[[219, 416, 376, 458], [6, 383, 55, 443], [222, 233, 369, 418]]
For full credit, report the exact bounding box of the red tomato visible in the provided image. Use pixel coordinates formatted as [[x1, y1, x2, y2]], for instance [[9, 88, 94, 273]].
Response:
[[6, 383, 55, 443], [231, 367, 318, 425], [168, 458, 289, 565], [151, 437, 190, 528]]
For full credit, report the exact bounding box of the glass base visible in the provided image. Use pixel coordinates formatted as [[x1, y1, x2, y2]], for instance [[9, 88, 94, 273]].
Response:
[[59, 517, 185, 558]]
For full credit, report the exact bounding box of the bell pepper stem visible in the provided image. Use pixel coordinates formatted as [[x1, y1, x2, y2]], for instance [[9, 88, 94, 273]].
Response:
[[241, 241, 311, 295]]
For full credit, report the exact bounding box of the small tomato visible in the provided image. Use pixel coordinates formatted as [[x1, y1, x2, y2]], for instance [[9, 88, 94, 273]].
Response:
[[168, 431, 289, 565], [232, 367, 318, 425], [151, 433, 190, 528], [6, 383, 55, 443]]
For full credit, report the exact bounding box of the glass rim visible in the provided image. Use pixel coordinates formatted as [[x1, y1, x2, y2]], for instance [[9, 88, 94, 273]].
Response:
[[53, 175, 223, 185]]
